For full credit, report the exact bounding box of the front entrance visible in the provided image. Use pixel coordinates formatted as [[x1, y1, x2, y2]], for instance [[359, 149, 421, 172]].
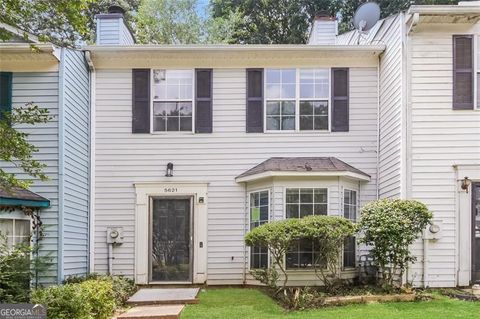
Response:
[[472, 183, 480, 283], [150, 197, 192, 282]]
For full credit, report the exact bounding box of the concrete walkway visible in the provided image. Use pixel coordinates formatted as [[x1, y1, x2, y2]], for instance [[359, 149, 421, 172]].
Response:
[[116, 288, 200, 319]]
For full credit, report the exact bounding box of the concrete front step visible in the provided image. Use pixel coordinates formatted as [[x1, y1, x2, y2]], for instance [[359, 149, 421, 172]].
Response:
[[127, 288, 200, 306], [117, 305, 184, 319]]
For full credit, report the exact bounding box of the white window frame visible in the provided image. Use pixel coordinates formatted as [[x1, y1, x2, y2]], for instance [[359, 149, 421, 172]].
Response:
[[0, 217, 31, 248], [150, 69, 195, 134], [247, 189, 270, 270], [283, 187, 329, 270], [343, 188, 358, 222], [283, 187, 329, 219], [264, 68, 331, 133]]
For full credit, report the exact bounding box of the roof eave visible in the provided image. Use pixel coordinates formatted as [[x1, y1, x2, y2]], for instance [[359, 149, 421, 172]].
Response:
[[408, 5, 480, 16], [235, 171, 371, 183], [0, 198, 50, 208], [82, 44, 386, 54]]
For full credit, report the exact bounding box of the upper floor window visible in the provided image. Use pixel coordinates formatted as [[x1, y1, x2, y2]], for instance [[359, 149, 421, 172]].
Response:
[[152, 69, 194, 132], [265, 68, 330, 132]]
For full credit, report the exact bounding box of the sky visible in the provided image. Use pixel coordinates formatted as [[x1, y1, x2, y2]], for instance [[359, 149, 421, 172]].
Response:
[[196, 0, 210, 18]]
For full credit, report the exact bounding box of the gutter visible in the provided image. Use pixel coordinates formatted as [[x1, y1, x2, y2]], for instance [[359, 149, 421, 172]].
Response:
[[85, 50, 96, 273], [82, 44, 386, 53], [408, 5, 480, 15]]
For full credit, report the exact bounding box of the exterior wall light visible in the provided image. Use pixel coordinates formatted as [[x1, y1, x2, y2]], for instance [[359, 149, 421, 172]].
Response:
[[461, 176, 471, 193], [165, 162, 174, 177]]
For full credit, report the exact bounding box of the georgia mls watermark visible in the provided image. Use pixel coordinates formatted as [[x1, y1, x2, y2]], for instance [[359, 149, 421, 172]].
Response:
[[0, 304, 46, 319]]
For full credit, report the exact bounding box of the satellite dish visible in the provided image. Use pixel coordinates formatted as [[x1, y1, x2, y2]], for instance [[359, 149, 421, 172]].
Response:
[[353, 2, 381, 32]]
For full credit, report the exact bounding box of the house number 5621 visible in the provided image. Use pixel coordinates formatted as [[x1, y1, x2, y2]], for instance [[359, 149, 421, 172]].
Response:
[[164, 187, 178, 193]]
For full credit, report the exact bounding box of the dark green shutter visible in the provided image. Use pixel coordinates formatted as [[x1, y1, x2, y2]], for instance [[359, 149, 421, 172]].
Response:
[[195, 69, 213, 133], [0, 72, 13, 119], [246, 69, 264, 133], [453, 35, 474, 110], [331, 68, 349, 132], [132, 69, 150, 133]]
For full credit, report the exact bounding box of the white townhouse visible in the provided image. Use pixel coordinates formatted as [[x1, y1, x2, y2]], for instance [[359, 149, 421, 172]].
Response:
[[85, 3, 480, 288]]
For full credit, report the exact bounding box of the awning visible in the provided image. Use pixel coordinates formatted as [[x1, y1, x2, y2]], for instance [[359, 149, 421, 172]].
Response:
[[0, 187, 50, 208], [235, 157, 371, 183]]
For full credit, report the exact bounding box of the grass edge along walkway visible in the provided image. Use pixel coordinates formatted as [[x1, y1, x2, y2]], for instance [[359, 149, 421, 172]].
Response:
[[181, 287, 480, 319]]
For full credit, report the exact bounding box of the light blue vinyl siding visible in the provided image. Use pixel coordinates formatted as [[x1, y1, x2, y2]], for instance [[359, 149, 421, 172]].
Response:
[[11, 72, 60, 285], [60, 49, 90, 279]]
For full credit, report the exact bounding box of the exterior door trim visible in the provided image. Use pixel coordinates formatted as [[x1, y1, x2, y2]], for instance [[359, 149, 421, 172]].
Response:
[[134, 182, 208, 285]]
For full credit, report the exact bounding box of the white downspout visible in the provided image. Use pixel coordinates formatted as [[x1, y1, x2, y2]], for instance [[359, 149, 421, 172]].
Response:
[[376, 53, 381, 200], [85, 51, 96, 273]]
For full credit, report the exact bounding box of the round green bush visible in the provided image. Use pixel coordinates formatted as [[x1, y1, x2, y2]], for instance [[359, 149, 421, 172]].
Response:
[[31, 284, 92, 319], [358, 199, 433, 287]]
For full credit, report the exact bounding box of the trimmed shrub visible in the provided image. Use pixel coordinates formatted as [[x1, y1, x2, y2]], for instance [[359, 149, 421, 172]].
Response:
[[358, 199, 432, 288], [0, 237, 50, 303], [31, 284, 92, 319], [64, 274, 136, 306], [245, 216, 356, 292], [79, 280, 116, 319], [300, 216, 356, 290]]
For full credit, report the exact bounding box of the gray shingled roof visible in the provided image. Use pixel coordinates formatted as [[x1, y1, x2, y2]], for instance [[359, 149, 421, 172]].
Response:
[[0, 187, 49, 202], [236, 157, 370, 179]]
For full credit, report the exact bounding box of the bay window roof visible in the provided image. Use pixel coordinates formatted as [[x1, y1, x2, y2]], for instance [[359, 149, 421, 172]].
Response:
[[0, 187, 50, 208], [235, 157, 370, 183]]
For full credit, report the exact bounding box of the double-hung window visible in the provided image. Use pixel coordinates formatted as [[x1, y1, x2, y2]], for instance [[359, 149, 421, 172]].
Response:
[[265, 69, 296, 131], [152, 69, 194, 132], [265, 68, 330, 132], [285, 188, 328, 269], [0, 218, 30, 248], [343, 189, 358, 268], [249, 190, 269, 269], [299, 69, 329, 130]]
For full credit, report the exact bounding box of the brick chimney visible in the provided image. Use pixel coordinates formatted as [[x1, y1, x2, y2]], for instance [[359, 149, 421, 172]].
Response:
[[308, 11, 338, 45], [95, 5, 135, 45]]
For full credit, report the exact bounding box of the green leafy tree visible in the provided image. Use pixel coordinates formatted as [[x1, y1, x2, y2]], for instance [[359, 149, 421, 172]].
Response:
[[0, 104, 51, 190], [358, 199, 433, 288], [210, 0, 342, 44], [0, 0, 91, 46], [136, 0, 204, 44]]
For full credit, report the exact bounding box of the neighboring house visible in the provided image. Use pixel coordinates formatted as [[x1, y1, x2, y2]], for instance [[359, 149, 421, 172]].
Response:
[[0, 27, 90, 285], [333, 2, 480, 287]]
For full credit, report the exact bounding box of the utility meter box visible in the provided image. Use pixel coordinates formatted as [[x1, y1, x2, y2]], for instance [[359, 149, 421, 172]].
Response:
[[424, 220, 443, 240], [107, 227, 124, 244]]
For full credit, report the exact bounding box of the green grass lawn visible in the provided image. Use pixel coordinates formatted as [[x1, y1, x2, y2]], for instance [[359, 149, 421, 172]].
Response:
[[182, 288, 480, 319]]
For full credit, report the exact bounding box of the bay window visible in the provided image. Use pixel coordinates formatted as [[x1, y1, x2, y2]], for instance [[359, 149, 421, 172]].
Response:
[[285, 188, 328, 269], [0, 218, 30, 248], [343, 189, 358, 268], [249, 190, 269, 269]]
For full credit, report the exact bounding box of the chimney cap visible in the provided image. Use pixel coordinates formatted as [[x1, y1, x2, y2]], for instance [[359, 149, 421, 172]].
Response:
[[108, 5, 126, 15]]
